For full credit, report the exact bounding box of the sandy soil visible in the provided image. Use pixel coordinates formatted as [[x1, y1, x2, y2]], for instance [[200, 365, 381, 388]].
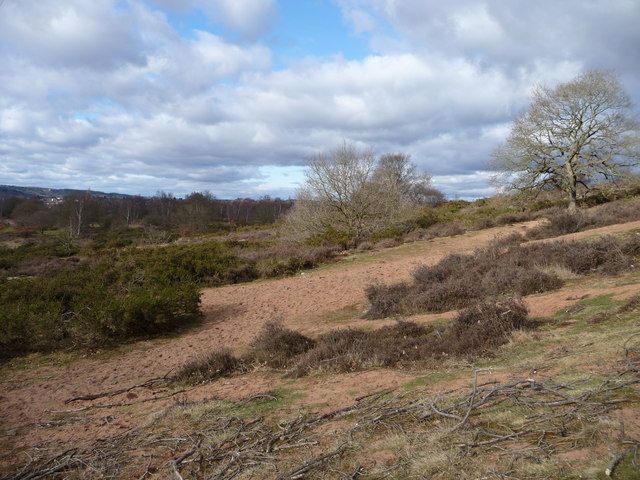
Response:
[[2, 219, 640, 467]]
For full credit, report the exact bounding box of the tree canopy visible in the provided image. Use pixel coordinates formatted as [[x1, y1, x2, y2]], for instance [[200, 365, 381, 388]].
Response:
[[493, 70, 640, 209]]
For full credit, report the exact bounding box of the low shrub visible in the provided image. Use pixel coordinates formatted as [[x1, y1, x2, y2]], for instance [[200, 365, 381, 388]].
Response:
[[0, 256, 203, 359], [438, 298, 530, 356], [248, 322, 315, 368], [356, 241, 374, 252], [293, 298, 531, 376], [473, 217, 496, 230], [528, 210, 595, 238], [528, 198, 640, 240], [495, 212, 533, 226], [365, 235, 638, 318], [373, 238, 400, 249], [237, 244, 337, 278], [172, 349, 240, 384], [425, 222, 466, 238], [490, 232, 525, 248], [306, 226, 354, 249]]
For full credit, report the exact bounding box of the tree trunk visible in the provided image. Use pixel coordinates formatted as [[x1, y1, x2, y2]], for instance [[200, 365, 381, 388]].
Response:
[[565, 159, 578, 212], [568, 187, 577, 211]]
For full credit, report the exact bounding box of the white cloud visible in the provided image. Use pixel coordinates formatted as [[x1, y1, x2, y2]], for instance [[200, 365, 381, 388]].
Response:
[[150, 0, 278, 40], [0, 0, 639, 198], [210, 0, 277, 39]]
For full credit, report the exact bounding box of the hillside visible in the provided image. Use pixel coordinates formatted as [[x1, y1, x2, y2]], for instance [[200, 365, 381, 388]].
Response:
[[2, 212, 640, 479], [0, 184, 132, 200]]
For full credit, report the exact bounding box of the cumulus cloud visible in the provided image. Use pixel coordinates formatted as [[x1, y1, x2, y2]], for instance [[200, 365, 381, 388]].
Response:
[[151, 0, 277, 40], [0, 0, 639, 197]]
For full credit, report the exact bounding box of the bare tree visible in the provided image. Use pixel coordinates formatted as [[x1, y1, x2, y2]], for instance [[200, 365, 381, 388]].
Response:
[[493, 70, 640, 210], [285, 143, 441, 244], [374, 153, 444, 206], [287, 143, 397, 239]]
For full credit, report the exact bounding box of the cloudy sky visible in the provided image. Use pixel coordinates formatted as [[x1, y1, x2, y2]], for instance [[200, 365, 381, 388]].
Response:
[[1, 0, 639, 199]]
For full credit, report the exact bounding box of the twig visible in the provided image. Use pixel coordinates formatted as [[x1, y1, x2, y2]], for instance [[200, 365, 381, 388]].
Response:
[[65, 376, 169, 404], [449, 368, 492, 432]]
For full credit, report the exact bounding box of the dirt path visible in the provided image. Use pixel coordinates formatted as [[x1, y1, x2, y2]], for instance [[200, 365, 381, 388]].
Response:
[[2, 219, 640, 464]]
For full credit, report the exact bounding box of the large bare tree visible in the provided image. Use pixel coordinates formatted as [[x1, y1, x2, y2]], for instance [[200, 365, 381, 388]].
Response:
[[285, 143, 438, 243], [493, 70, 640, 210]]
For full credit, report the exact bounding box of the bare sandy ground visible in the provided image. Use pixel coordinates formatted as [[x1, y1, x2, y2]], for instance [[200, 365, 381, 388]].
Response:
[[2, 219, 640, 465]]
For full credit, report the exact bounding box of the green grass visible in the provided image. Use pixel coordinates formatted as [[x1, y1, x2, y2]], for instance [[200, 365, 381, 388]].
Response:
[[186, 388, 305, 420], [595, 452, 640, 479], [402, 369, 465, 391], [554, 294, 621, 323]]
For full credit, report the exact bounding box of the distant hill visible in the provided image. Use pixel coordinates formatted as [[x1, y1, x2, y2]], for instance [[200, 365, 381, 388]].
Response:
[[0, 185, 133, 200]]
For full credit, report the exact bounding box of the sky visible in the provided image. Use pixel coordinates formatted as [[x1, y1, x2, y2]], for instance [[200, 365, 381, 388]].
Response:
[[1, 1, 639, 199]]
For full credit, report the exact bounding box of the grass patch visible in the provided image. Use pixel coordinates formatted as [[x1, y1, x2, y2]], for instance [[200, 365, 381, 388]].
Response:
[[184, 387, 305, 420], [402, 369, 466, 391], [316, 304, 362, 325]]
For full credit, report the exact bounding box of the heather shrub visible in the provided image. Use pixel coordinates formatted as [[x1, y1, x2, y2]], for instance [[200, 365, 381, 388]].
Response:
[[425, 222, 466, 238], [438, 298, 530, 356], [293, 298, 531, 376], [527, 198, 640, 240], [528, 210, 595, 238], [292, 328, 371, 376], [356, 241, 374, 252], [249, 322, 315, 368], [373, 238, 400, 249], [473, 217, 496, 230], [365, 236, 637, 318], [490, 232, 525, 248], [495, 212, 532, 225], [173, 349, 240, 384], [364, 282, 412, 319], [238, 244, 337, 278], [621, 232, 640, 257]]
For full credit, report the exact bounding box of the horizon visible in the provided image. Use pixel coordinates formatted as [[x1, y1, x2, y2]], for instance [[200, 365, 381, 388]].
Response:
[[1, 1, 639, 199]]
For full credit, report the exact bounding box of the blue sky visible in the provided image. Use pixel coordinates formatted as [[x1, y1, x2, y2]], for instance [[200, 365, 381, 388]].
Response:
[[1, 0, 639, 199]]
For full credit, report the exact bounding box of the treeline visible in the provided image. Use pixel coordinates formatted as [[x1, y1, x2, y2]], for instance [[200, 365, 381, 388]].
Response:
[[0, 192, 293, 236]]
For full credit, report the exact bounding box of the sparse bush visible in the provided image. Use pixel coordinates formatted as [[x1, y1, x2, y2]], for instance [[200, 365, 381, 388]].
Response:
[[424, 222, 466, 238], [249, 322, 315, 368], [365, 236, 638, 318], [373, 238, 400, 249], [473, 217, 496, 230], [438, 298, 530, 356], [173, 349, 240, 384], [293, 298, 532, 376], [356, 241, 374, 251], [528, 198, 640, 240], [494, 212, 533, 225]]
